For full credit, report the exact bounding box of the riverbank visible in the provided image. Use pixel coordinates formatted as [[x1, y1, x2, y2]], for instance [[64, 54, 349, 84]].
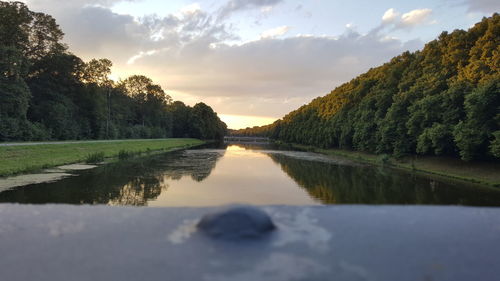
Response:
[[287, 143, 500, 187], [0, 138, 205, 177]]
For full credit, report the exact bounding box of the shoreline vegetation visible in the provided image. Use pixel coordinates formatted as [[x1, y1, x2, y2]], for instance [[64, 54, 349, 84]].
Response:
[[234, 14, 499, 165], [0, 138, 204, 177], [233, 14, 499, 188], [283, 142, 500, 187]]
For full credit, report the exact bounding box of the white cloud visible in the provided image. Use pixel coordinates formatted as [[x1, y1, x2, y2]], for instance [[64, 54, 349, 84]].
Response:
[[127, 49, 162, 64], [382, 8, 399, 23], [345, 23, 355, 29], [180, 3, 201, 16], [381, 8, 434, 30], [260, 25, 290, 39], [401, 9, 432, 26]]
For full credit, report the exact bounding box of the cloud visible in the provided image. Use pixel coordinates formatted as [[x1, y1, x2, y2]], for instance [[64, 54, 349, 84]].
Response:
[[180, 3, 202, 16], [25, 1, 231, 62], [401, 9, 433, 26], [382, 8, 399, 23], [381, 8, 434, 30], [24, 0, 138, 12], [60, 7, 153, 59], [134, 29, 421, 117], [127, 49, 161, 64], [217, 0, 283, 20], [260, 6, 273, 13], [22, 0, 424, 120], [260, 26, 290, 39], [461, 0, 500, 13]]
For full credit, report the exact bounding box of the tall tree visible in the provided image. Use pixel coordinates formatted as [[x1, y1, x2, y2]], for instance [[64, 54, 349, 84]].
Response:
[[0, 46, 31, 140]]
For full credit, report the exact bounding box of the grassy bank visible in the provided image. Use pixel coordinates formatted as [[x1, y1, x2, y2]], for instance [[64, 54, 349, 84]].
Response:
[[0, 138, 204, 177], [288, 143, 500, 187]]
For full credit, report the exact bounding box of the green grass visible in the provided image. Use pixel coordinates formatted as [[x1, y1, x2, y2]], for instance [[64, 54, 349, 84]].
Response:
[[289, 143, 500, 187], [0, 138, 204, 177]]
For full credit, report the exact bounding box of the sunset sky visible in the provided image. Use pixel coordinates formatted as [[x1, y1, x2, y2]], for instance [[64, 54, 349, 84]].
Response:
[[19, 0, 499, 129]]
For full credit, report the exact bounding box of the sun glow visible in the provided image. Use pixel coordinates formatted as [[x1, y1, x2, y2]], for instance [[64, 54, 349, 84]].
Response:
[[219, 114, 277, 130]]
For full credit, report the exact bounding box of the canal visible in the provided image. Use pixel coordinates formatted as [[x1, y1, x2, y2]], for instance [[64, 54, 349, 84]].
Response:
[[1, 143, 499, 206]]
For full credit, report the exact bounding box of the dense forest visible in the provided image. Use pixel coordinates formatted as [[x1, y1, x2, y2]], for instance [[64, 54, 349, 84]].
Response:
[[235, 14, 499, 161], [0, 1, 227, 142]]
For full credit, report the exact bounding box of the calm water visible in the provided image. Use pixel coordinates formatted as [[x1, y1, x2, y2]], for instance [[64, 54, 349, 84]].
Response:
[[1, 144, 499, 206]]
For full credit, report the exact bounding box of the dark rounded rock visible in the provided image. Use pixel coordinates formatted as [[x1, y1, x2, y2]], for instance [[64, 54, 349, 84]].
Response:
[[197, 206, 276, 240]]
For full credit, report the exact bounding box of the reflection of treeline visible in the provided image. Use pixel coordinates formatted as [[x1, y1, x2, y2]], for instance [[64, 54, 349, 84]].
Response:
[[160, 150, 224, 182], [0, 151, 223, 206], [235, 14, 499, 161], [0, 159, 168, 206], [268, 153, 500, 206], [0, 2, 226, 141]]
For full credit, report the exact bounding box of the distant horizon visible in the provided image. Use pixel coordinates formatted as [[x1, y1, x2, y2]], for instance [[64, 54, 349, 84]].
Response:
[[16, 0, 499, 129], [219, 114, 277, 130]]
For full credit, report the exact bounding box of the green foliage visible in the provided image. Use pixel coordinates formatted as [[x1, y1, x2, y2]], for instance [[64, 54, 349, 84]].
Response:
[[377, 154, 391, 166], [118, 150, 134, 160], [0, 1, 226, 142], [490, 131, 500, 158], [453, 79, 500, 160], [235, 14, 500, 162], [85, 152, 105, 164], [82, 58, 112, 86], [417, 123, 454, 156]]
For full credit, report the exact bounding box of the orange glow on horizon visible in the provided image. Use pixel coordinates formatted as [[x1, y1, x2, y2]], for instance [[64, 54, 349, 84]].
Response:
[[109, 69, 278, 130], [219, 114, 277, 130]]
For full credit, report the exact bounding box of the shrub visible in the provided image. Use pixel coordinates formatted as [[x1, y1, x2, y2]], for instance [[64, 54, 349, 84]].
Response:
[[377, 154, 391, 165], [118, 150, 133, 160], [85, 152, 105, 164]]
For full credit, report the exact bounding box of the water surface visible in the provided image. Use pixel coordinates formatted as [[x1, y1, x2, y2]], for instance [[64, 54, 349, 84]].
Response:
[[1, 144, 499, 206]]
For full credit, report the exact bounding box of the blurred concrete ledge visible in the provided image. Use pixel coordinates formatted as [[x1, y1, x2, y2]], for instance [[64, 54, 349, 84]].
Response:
[[0, 204, 498, 281]]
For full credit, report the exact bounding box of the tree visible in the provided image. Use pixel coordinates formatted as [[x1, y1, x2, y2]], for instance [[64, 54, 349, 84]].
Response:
[[0, 1, 65, 62], [82, 58, 112, 86], [190, 103, 227, 140], [0, 1, 226, 142], [235, 14, 500, 161], [0, 45, 32, 140], [120, 75, 172, 132], [454, 79, 500, 160], [169, 101, 191, 137], [490, 131, 500, 158]]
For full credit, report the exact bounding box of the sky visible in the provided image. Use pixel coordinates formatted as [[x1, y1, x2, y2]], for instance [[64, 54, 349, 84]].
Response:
[[18, 0, 500, 129]]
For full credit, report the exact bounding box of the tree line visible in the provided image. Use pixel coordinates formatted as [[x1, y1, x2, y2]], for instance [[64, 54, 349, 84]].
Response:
[[0, 1, 227, 142], [235, 14, 499, 161]]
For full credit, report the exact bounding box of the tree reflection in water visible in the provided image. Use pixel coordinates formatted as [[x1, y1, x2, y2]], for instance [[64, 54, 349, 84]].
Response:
[[161, 150, 225, 182], [268, 153, 500, 206], [2, 145, 499, 207], [0, 150, 224, 206]]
